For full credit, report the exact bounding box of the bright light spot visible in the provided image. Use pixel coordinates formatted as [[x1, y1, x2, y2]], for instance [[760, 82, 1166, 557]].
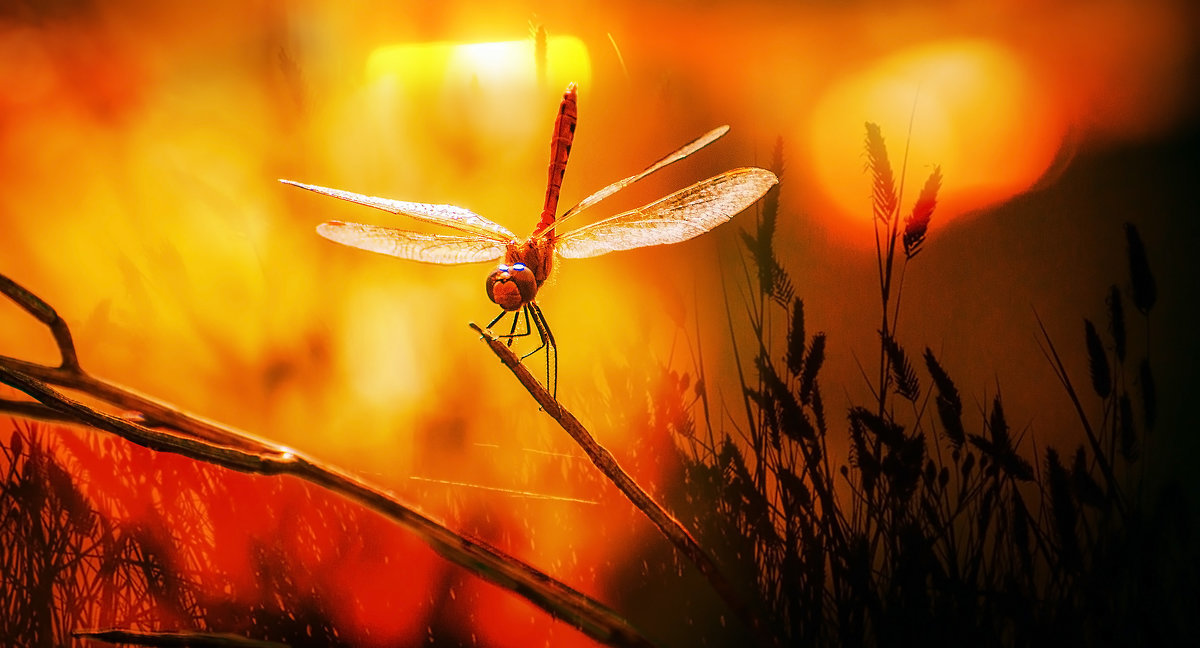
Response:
[[807, 39, 1065, 237], [451, 41, 531, 83], [366, 36, 590, 88], [363, 36, 591, 143]]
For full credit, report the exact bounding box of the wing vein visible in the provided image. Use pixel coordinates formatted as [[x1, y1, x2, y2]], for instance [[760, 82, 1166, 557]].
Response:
[[316, 221, 506, 265], [281, 179, 516, 241], [555, 167, 778, 259]]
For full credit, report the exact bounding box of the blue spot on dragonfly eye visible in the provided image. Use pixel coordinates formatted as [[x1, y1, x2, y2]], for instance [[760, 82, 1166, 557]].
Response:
[[497, 264, 509, 271], [513, 263, 527, 271]]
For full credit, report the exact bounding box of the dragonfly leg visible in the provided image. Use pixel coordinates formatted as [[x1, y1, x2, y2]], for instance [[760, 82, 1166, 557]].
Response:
[[490, 305, 556, 398], [523, 303, 558, 398], [519, 308, 546, 359], [489, 309, 532, 342], [486, 309, 506, 330], [505, 309, 521, 347]]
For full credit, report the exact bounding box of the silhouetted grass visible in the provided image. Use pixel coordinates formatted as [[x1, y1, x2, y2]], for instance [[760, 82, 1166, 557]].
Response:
[[653, 128, 1194, 646], [0, 421, 350, 647]]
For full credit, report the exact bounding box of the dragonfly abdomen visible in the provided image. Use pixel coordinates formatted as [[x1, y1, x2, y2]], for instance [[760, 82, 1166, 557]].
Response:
[[537, 83, 578, 234]]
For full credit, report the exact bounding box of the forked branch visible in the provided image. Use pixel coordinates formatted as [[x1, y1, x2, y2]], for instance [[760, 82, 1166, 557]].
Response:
[[0, 273, 275, 453], [0, 272, 653, 648]]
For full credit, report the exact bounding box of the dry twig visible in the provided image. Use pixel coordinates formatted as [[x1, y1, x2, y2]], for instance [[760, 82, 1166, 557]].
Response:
[[74, 628, 288, 647], [470, 322, 777, 648]]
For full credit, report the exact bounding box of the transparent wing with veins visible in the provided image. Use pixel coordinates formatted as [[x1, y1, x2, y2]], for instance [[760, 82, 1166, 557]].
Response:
[[534, 125, 730, 238], [280, 179, 516, 242], [555, 167, 778, 259], [315, 221, 506, 265]]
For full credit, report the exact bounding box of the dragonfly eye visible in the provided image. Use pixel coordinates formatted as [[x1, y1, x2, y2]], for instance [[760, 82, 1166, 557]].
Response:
[[485, 262, 538, 310]]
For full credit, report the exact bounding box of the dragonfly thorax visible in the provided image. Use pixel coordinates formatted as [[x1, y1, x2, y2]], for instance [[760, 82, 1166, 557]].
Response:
[[505, 237, 554, 286], [486, 263, 538, 311]]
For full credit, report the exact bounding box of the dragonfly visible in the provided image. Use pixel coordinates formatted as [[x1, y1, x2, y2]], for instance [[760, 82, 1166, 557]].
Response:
[[281, 83, 777, 397]]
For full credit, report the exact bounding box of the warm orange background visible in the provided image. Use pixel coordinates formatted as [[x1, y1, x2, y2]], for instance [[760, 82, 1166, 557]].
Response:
[[1, 1, 1197, 646]]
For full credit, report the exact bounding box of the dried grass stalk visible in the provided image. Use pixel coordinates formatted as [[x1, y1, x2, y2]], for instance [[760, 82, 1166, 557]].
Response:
[[786, 298, 806, 377], [865, 122, 898, 224], [1084, 319, 1111, 399], [903, 166, 941, 259], [1046, 448, 1081, 571], [799, 333, 826, 406], [1071, 446, 1108, 511], [881, 333, 919, 402], [1106, 286, 1126, 363], [923, 348, 965, 448], [1124, 223, 1156, 315]]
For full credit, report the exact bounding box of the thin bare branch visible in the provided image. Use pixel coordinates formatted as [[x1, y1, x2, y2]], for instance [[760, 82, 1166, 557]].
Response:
[[74, 628, 287, 647], [0, 273, 80, 371], [0, 398, 78, 424], [470, 322, 777, 648]]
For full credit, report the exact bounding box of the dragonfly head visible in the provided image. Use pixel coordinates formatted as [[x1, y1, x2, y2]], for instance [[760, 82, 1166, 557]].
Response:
[[486, 263, 538, 311]]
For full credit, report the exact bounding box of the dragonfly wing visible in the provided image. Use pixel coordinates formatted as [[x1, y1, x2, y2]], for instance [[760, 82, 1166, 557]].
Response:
[[538, 125, 731, 237], [317, 221, 507, 264], [555, 167, 778, 259], [281, 179, 516, 241]]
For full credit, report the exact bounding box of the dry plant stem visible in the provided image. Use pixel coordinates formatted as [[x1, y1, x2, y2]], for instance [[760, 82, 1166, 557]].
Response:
[[471, 322, 778, 648], [0, 366, 653, 648], [1034, 312, 1126, 518], [0, 273, 79, 369], [74, 628, 289, 648], [0, 397, 77, 424], [0, 273, 653, 648]]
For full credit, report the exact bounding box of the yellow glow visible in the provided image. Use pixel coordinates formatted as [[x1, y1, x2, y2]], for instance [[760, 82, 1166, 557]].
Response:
[[451, 41, 533, 83], [807, 39, 1065, 236], [364, 37, 591, 137], [339, 280, 422, 407], [367, 35, 590, 86]]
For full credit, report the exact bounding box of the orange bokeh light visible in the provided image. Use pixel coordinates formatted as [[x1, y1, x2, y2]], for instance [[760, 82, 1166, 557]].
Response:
[[806, 39, 1066, 240]]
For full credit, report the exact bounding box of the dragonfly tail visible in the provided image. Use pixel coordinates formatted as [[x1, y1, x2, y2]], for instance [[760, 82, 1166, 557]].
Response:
[[537, 83, 579, 234]]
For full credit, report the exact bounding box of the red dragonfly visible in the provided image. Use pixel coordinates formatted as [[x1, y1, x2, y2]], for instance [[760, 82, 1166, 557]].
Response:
[[281, 84, 777, 396]]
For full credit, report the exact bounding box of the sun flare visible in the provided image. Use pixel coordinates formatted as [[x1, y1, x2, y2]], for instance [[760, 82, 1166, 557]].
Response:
[[807, 39, 1066, 236]]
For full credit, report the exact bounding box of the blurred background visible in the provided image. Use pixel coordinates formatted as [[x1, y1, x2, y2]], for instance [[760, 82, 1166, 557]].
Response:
[[1, 0, 1197, 646]]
